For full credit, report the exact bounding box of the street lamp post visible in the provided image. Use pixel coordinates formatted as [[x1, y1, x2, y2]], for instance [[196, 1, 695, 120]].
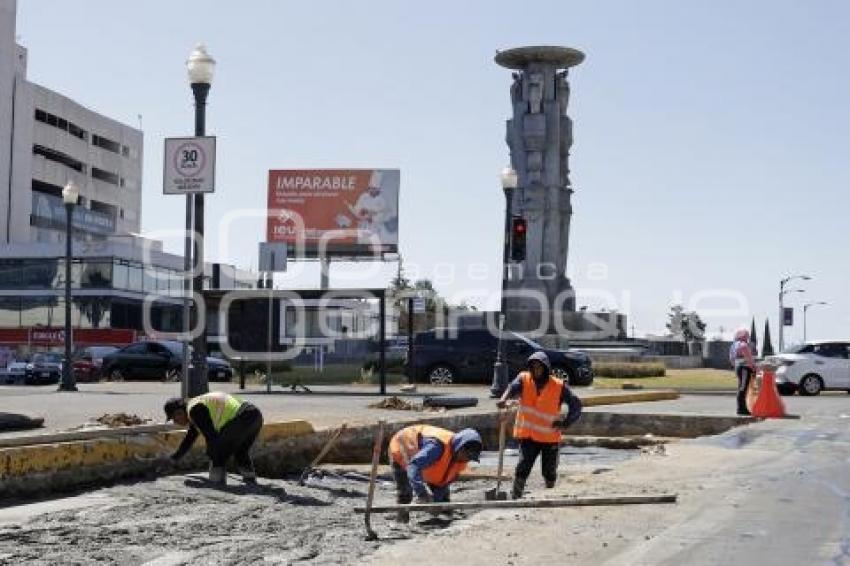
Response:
[[59, 180, 79, 392], [186, 44, 215, 398], [778, 274, 810, 352], [490, 166, 518, 398], [803, 301, 827, 343]]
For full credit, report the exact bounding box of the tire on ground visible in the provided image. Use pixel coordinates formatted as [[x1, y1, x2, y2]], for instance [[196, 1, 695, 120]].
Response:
[[423, 396, 479, 409]]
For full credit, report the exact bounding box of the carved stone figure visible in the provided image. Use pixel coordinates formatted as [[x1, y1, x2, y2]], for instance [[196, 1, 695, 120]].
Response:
[[527, 72, 544, 114]]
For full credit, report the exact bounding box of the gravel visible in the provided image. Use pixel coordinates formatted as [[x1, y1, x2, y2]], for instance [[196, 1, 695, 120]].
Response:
[[0, 471, 486, 565]]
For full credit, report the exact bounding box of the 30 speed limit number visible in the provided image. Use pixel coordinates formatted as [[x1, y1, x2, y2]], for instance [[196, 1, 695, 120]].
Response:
[[163, 136, 216, 194]]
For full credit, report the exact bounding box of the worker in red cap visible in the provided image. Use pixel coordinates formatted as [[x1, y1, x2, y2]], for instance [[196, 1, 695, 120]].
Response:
[[730, 327, 756, 415]]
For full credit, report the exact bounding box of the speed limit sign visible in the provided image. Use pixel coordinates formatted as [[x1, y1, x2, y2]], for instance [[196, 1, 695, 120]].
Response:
[[163, 136, 216, 194]]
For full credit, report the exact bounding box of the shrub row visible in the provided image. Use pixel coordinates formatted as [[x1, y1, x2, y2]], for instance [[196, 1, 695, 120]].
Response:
[[593, 362, 666, 378]]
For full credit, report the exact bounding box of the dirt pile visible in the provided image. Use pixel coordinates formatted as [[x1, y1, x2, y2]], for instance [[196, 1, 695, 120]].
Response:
[[368, 396, 421, 411], [94, 413, 151, 427]]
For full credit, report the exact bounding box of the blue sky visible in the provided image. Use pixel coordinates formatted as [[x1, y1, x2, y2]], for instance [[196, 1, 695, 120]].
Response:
[[15, 1, 850, 343]]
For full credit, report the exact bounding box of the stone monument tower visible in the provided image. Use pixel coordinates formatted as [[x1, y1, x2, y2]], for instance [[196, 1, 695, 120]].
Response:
[[496, 45, 585, 335]]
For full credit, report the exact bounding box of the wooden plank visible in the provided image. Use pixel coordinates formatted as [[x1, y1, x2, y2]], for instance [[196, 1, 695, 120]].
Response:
[[364, 419, 386, 540], [0, 424, 178, 448], [355, 494, 677, 514]]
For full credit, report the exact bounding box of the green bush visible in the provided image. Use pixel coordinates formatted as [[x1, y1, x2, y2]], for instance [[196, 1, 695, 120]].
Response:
[[355, 369, 408, 385], [239, 360, 292, 375], [362, 358, 407, 373], [593, 362, 666, 378]]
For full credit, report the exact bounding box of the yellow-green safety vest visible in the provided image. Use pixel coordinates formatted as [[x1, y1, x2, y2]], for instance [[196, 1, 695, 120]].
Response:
[[188, 391, 243, 432]]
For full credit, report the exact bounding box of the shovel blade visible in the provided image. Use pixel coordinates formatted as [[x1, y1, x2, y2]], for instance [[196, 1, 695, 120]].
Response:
[[484, 489, 508, 501]]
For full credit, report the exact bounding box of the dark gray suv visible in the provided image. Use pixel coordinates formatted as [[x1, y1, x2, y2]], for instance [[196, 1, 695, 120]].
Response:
[[407, 328, 593, 386]]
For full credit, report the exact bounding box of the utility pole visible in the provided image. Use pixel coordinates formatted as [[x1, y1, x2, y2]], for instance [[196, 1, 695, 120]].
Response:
[[778, 274, 809, 352]]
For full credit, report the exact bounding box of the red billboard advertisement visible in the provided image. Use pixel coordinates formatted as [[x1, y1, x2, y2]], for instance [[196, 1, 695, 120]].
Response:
[[267, 169, 399, 255]]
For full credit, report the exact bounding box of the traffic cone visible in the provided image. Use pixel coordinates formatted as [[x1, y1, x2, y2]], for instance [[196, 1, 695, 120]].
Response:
[[750, 367, 786, 418]]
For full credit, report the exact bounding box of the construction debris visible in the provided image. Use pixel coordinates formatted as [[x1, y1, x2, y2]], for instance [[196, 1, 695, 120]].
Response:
[[94, 413, 151, 427], [368, 396, 421, 411]]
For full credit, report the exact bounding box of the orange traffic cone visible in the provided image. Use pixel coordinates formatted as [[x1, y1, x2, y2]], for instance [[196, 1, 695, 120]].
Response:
[[750, 367, 786, 418]]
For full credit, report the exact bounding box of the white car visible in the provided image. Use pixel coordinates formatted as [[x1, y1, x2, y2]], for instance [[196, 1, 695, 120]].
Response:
[[772, 341, 850, 396]]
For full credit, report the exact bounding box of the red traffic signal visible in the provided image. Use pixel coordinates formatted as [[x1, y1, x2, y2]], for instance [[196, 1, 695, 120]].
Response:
[[511, 216, 527, 261]]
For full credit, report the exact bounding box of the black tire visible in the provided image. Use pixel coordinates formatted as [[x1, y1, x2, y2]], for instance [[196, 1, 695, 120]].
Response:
[[109, 368, 125, 382], [777, 384, 797, 396], [427, 364, 455, 386], [423, 396, 478, 409], [798, 374, 823, 396]]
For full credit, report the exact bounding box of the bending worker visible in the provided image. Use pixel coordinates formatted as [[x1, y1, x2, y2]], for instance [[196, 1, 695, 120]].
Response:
[[164, 392, 264, 484], [389, 424, 483, 522], [497, 351, 582, 499]]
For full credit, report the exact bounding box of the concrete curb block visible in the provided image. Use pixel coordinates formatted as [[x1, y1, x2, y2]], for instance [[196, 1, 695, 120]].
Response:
[[0, 420, 314, 498], [582, 390, 679, 406]]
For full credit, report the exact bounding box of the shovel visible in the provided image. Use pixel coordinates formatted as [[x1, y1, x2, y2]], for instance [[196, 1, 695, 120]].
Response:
[[485, 410, 509, 501], [299, 423, 347, 486]]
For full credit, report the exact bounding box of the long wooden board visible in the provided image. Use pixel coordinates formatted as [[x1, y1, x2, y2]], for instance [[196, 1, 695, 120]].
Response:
[[355, 494, 677, 514]]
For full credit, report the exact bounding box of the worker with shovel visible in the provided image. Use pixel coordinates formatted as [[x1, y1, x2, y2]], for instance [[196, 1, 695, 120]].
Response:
[[389, 425, 483, 523], [497, 351, 582, 499], [164, 392, 264, 485]]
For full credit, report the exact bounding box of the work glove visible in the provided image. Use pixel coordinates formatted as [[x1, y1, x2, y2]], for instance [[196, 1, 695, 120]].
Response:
[[496, 399, 508, 409], [551, 417, 569, 429]]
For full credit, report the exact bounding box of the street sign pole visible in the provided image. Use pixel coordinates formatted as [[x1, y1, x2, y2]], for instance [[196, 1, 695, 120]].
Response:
[[407, 297, 414, 385], [258, 243, 287, 394], [163, 135, 216, 399], [267, 268, 273, 394]]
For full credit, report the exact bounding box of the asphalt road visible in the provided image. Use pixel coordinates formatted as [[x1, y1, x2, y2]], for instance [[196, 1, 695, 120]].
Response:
[[368, 395, 850, 566], [607, 397, 850, 565], [0, 381, 664, 437]]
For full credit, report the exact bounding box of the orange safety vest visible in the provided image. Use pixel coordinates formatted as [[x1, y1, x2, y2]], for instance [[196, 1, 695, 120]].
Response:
[[389, 424, 468, 487], [513, 372, 564, 443]]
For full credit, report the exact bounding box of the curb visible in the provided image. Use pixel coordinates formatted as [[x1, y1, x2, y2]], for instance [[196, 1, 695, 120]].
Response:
[[0, 407, 751, 499], [582, 390, 679, 407], [0, 419, 314, 494]]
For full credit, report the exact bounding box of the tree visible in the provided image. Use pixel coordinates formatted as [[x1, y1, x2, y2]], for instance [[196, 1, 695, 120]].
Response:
[[666, 305, 706, 342], [762, 319, 774, 357]]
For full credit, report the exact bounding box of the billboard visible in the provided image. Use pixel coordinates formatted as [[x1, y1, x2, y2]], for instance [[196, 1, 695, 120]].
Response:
[[267, 169, 399, 256]]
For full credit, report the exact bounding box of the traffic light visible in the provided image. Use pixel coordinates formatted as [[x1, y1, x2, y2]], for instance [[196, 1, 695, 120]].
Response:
[[510, 216, 527, 261]]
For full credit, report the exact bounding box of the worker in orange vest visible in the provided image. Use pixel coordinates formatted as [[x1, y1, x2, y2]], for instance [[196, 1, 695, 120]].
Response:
[[497, 351, 582, 499], [389, 424, 483, 522]]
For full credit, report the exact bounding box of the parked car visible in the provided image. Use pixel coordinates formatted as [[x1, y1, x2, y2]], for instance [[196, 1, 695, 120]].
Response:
[[3, 361, 27, 385], [771, 341, 850, 396], [24, 352, 62, 385], [72, 346, 119, 382], [407, 328, 593, 386], [102, 340, 233, 382], [207, 355, 234, 382]]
